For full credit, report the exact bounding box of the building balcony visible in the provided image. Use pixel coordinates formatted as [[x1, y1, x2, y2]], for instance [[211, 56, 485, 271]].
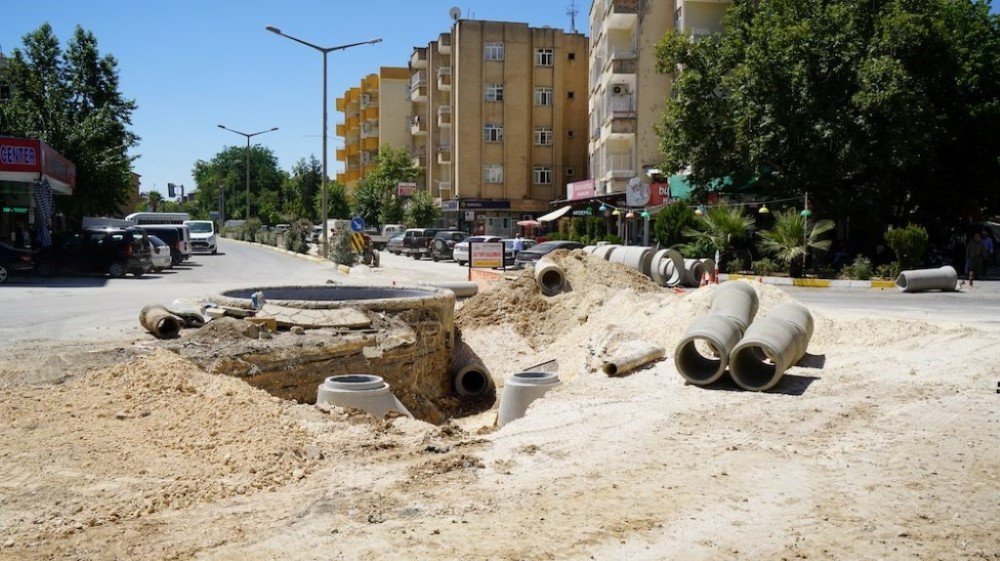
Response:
[[362, 74, 379, 91], [346, 115, 360, 130], [603, 0, 638, 29], [437, 105, 452, 128], [410, 73, 427, 103], [360, 125, 379, 139], [347, 169, 361, 183], [410, 115, 427, 136], [437, 144, 451, 165], [363, 106, 378, 121], [336, 148, 346, 161], [410, 47, 428, 69], [675, 0, 732, 39], [603, 151, 635, 179], [336, 172, 347, 184], [336, 123, 346, 137], [437, 180, 452, 198], [335, 97, 346, 111], [437, 67, 452, 91], [362, 136, 378, 151], [438, 33, 452, 54], [347, 144, 360, 157], [411, 149, 426, 169], [361, 151, 375, 166]]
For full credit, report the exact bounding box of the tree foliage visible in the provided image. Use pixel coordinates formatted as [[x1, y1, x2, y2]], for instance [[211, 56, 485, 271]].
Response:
[[758, 209, 835, 274], [282, 155, 323, 221], [683, 205, 755, 261], [405, 190, 440, 227], [191, 145, 286, 224], [884, 224, 929, 269], [0, 24, 138, 219], [656, 0, 1000, 246], [653, 201, 697, 248], [350, 146, 420, 229], [314, 181, 351, 221]]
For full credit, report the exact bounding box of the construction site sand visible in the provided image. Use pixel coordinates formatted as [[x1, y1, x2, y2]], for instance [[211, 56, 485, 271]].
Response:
[[0, 252, 997, 559]]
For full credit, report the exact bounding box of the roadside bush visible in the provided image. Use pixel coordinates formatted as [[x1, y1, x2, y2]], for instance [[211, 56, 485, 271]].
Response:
[[875, 262, 902, 280], [329, 231, 356, 266], [603, 234, 622, 245], [752, 258, 780, 276], [679, 236, 715, 259], [241, 218, 262, 243], [840, 255, 873, 280], [653, 201, 697, 248], [724, 255, 749, 274], [284, 219, 313, 254], [884, 224, 928, 270]]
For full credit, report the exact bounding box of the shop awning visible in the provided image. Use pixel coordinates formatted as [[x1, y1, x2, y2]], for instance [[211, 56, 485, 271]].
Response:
[[538, 205, 572, 222], [0, 136, 76, 194]]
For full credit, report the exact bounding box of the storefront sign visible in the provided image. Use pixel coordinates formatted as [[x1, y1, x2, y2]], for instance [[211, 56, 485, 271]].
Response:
[[625, 177, 650, 207], [461, 199, 510, 210], [2, 206, 29, 214], [397, 182, 416, 197], [41, 142, 75, 189], [0, 138, 41, 174], [441, 200, 459, 212], [566, 179, 596, 201], [648, 183, 671, 206], [470, 241, 503, 268]]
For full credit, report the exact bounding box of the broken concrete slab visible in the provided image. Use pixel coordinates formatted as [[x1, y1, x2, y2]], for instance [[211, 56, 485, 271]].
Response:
[[255, 304, 372, 330]]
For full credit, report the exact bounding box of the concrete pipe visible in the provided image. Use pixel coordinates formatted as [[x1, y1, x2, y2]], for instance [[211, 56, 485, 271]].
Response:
[[651, 249, 685, 287], [709, 282, 760, 332], [729, 303, 814, 392], [582, 245, 597, 254], [674, 314, 745, 385], [139, 304, 182, 339], [601, 342, 665, 376], [683, 259, 707, 287], [591, 244, 620, 261], [700, 258, 716, 280], [534, 256, 567, 296], [453, 362, 494, 398], [609, 246, 655, 277], [895, 266, 958, 293], [498, 371, 561, 427], [316, 374, 412, 418], [419, 281, 479, 298]]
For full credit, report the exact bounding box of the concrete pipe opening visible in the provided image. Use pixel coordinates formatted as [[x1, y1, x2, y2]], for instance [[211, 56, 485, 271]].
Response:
[[674, 315, 743, 385], [316, 374, 412, 418], [535, 256, 566, 296], [601, 343, 664, 377], [454, 364, 493, 398], [498, 371, 561, 427], [729, 344, 782, 391], [141, 305, 182, 339]]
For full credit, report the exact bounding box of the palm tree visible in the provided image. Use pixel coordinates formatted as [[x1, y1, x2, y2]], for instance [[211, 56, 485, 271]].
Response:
[[144, 191, 163, 212], [758, 209, 835, 276], [683, 204, 755, 261]]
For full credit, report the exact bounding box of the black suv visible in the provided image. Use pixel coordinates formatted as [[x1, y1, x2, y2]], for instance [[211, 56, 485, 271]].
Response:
[[141, 226, 185, 266], [36, 227, 153, 278], [429, 231, 468, 262], [0, 242, 33, 284], [402, 228, 442, 260]]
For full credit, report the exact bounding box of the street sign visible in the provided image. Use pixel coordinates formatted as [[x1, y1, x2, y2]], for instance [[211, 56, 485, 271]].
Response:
[[350, 217, 365, 232], [470, 241, 504, 268]]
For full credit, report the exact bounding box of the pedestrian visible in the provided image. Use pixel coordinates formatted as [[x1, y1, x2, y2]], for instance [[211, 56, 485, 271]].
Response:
[[981, 230, 995, 265], [966, 231, 986, 279], [513, 232, 524, 260]]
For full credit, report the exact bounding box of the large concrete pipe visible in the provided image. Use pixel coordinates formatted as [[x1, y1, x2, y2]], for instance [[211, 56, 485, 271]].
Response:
[[709, 282, 760, 331], [534, 256, 567, 296], [895, 266, 958, 293], [609, 246, 655, 276], [316, 374, 412, 418], [498, 371, 561, 427], [601, 342, 665, 376], [591, 244, 620, 261], [139, 304, 182, 339], [683, 259, 707, 287], [453, 362, 494, 398], [729, 303, 814, 392], [582, 245, 597, 254], [651, 249, 685, 287], [700, 258, 716, 281], [674, 314, 745, 385]]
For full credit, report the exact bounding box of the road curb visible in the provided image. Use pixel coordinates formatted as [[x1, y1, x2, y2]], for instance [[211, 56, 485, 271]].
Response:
[[221, 238, 335, 267], [721, 273, 897, 290]]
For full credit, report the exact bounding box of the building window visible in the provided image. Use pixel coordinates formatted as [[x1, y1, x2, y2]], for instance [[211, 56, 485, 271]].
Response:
[[533, 127, 553, 146], [566, 167, 575, 176], [534, 87, 554, 106], [535, 48, 554, 67], [485, 164, 504, 184], [485, 83, 504, 102], [567, 91, 575, 100], [568, 52, 576, 61], [533, 167, 552, 185], [567, 130, 575, 138], [483, 123, 504, 143], [485, 42, 504, 61]]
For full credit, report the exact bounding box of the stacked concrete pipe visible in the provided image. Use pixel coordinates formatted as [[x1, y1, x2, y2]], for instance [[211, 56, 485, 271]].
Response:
[[498, 371, 561, 427], [729, 302, 814, 391], [139, 304, 182, 339], [534, 256, 567, 296], [683, 259, 708, 287], [316, 374, 412, 418], [650, 249, 685, 287], [591, 244, 619, 261], [674, 282, 759, 385], [609, 246, 655, 277], [895, 265, 958, 293]]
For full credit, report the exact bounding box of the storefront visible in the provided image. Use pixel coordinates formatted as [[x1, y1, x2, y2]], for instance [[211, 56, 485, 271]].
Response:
[[0, 137, 76, 248], [440, 198, 547, 237]]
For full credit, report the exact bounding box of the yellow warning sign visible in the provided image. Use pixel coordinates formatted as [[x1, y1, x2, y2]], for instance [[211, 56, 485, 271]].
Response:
[[350, 232, 365, 253]]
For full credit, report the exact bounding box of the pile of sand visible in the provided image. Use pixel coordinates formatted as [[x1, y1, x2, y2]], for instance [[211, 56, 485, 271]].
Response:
[[0, 349, 322, 540]]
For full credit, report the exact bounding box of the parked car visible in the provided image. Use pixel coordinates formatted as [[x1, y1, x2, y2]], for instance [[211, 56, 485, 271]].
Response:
[[176, 224, 193, 260], [369, 224, 406, 250], [140, 226, 185, 266], [502, 238, 538, 266], [183, 220, 217, 254], [429, 230, 468, 262], [274, 223, 291, 234], [401, 228, 444, 260], [36, 227, 153, 278], [147, 235, 173, 271], [451, 235, 501, 266], [386, 233, 405, 255], [513, 240, 584, 268], [0, 242, 33, 284]]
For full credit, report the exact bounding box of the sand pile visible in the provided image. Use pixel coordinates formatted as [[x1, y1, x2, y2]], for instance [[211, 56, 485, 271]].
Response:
[[0, 349, 322, 540]]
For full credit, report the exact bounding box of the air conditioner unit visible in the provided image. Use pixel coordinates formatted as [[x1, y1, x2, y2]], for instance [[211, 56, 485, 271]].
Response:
[[611, 84, 629, 95]]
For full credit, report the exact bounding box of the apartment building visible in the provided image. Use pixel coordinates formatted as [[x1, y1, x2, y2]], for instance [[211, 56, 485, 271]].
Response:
[[335, 67, 410, 190], [587, 0, 729, 197], [410, 20, 589, 236]]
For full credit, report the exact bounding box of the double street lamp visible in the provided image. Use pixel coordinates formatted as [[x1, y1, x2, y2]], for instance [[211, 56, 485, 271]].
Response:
[[217, 124, 279, 221], [265, 25, 381, 256]]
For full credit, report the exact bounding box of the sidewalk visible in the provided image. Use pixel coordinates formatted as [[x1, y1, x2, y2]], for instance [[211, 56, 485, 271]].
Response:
[[720, 273, 896, 289]]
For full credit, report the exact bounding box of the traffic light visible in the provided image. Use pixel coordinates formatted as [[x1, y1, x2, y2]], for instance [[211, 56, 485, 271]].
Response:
[[167, 183, 176, 197]]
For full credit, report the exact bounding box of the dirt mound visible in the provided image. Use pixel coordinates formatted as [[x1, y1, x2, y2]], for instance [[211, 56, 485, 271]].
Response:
[[180, 316, 251, 344]]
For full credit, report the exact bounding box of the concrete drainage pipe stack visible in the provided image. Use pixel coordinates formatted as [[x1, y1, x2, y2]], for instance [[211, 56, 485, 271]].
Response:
[[498, 371, 561, 427], [609, 246, 655, 277], [683, 259, 708, 287], [650, 249, 685, 287], [534, 256, 567, 296], [316, 374, 412, 418], [895, 265, 958, 293], [674, 282, 760, 385], [591, 244, 619, 261], [729, 302, 814, 391]]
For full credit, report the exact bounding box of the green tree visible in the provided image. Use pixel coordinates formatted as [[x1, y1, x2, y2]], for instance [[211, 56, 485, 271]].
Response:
[[683, 205, 755, 262], [405, 190, 440, 227], [758, 209, 835, 276], [143, 191, 163, 212], [653, 202, 697, 248], [191, 145, 286, 224], [314, 182, 351, 221], [350, 146, 420, 229], [656, 0, 1000, 248], [283, 155, 323, 221], [0, 24, 138, 219], [884, 224, 929, 270]]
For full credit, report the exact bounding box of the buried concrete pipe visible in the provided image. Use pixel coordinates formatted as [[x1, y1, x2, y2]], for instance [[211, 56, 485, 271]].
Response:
[[729, 303, 814, 392], [498, 371, 561, 427], [609, 246, 655, 277], [895, 266, 958, 293], [683, 259, 707, 287], [674, 314, 745, 386], [316, 374, 412, 418], [601, 342, 665, 377], [419, 280, 479, 298], [453, 362, 495, 398], [139, 304, 182, 339], [534, 256, 567, 296]]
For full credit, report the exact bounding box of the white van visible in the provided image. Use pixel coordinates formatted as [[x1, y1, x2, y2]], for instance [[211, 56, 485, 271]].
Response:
[[184, 220, 217, 254], [126, 213, 192, 258]]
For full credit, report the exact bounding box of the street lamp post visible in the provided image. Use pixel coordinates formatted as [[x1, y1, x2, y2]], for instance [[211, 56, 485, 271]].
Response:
[[217, 124, 279, 222], [266, 25, 381, 257]]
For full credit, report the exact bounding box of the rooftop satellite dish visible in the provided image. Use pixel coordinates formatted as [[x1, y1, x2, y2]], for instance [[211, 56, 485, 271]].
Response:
[[450, 6, 462, 21]]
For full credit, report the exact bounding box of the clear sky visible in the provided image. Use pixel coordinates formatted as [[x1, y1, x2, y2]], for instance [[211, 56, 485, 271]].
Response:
[[2, 0, 588, 196]]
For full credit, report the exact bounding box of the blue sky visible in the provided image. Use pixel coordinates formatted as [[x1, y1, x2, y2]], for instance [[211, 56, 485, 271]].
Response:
[[2, 0, 586, 196]]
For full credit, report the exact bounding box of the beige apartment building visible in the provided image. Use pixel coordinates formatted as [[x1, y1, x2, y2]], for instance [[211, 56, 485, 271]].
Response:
[[335, 67, 410, 191], [587, 0, 729, 198], [410, 20, 589, 236]]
